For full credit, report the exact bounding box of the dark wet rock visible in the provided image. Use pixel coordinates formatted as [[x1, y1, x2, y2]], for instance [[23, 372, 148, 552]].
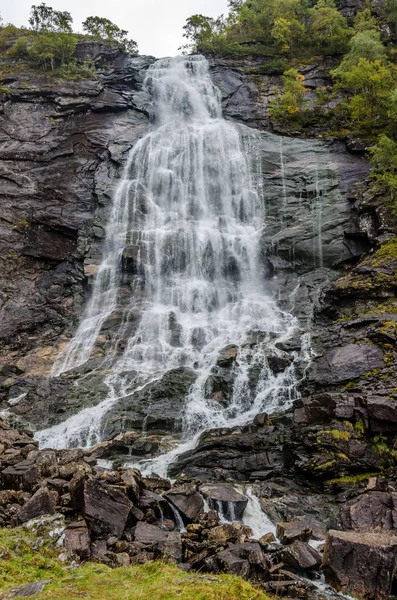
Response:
[[323, 530, 397, 600], [216, 345, 238, 367], [267, 353, 292, 373], [340, 492, 395, 532], [164, 483, 204, 524], [216, 542, 269, 581], [367, 396, 397, 431], [199, 484, 248, 520], [18, 486, 56, 523], [280, 540, 322, 572], [70, 476, 132, 538], [309, 344, 384, 385], [293, 392, 354, 425], [102, 367, 197, 437], [64, 519, 91, 559], [276, 518, 312, 545]]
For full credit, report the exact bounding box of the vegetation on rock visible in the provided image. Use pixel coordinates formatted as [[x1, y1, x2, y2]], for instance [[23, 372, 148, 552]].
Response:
[[183, 0, 397, 211], [0, 3, 138, 78]]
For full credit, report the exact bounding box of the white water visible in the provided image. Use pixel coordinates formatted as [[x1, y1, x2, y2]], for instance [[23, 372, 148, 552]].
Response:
[[37, 56, 307, 462], [242, 487, 277, 539]]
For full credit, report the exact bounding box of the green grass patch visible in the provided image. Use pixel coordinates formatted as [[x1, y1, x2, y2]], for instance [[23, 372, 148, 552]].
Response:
[[327, 472, 378, 485], [0, 525, 270, 600]]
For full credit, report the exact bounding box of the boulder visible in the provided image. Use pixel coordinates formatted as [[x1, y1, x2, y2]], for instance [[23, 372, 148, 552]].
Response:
[[310, 344, 384, 385], [216, 345, 238, 367], [199, 484, 248, 520], [133, 521, 182, 562], [216, 542, 269, 580], [294, 393, 355, 425], [367, 396, 397, 432], [1, 460, 40, 491], [340, 492, 393, 531], [18, 487, 56, 523], [267, 353, 292, 373], [64, 520, 91, 560], [207, 522, 253, 544], [276, 518, 312, 544], [70, 476, 132, 538], [280, 540, 321, 572], [164, 483, 204, 523], [323, 530, 397, 600]]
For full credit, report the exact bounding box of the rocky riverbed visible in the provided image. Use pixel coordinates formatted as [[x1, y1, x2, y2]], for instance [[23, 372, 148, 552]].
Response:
[[2, 414, 397, 600]]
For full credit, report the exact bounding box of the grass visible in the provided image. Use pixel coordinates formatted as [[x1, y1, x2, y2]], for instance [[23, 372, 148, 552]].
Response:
[[0, 524, 270, 600], [327, 472, 378, 485]]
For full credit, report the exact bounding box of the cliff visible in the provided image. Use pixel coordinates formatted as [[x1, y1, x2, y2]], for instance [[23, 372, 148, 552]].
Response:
[[1, 41, 397, 600]]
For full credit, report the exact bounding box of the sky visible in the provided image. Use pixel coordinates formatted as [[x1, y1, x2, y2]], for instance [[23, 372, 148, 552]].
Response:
[[2, 0, 230, 58]]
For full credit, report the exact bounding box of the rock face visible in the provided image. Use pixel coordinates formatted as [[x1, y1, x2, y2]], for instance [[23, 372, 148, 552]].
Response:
[[199, 484, 248, 520], [323, 530, 397, 600]]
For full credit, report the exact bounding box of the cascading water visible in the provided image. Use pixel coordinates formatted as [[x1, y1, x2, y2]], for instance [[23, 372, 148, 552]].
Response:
[[37, 56, 306, 466]]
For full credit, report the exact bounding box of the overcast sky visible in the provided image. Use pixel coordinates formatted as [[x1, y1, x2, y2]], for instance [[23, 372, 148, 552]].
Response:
[[2, 0, 230, 57]]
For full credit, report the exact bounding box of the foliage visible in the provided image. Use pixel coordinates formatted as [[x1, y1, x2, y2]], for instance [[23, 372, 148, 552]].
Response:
[[268, 67, 308, 124], [182, 0, 352, 59], [353, 8, 378, 33], [368, 135, 397, 206], [82, 16, 138, 54], [333, 59, 395, 134], [28, 31, 77, 70], [309, 0, 352, 55], [333, 30, 387, 73], [181, 14, 227, 54], [29, 3, 73, 33], [8, 37, 30, 59]]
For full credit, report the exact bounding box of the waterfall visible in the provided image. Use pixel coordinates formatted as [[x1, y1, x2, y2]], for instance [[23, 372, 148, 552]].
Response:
[[242, 487, 277, 539], [37, 56, 305, 457]]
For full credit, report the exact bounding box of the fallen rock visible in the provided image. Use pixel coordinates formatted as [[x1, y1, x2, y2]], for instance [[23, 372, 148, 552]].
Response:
[[216, 542, 269, 580], [340, 492, 393, 531], [64, 520, 91, 560], [323, 530, 397, 600], [276, 518, 312, 545], [199, 484, 248, 520], [18, 487, 56, 524], [280, 540, 321, 572], [207, 522, 253, 545], [3, 580, 51, 599], [164, 483, 204, 523], [133, 521, 182, 562], [70, 476, 132, 538]]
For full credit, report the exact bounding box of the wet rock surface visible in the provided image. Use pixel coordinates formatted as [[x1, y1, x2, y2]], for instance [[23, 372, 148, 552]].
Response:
[[323, 530, 397, 600]]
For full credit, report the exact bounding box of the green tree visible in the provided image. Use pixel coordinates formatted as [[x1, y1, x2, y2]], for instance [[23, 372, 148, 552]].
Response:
[[387, 0, 397, 34], [82, 16, 138, 54], [368, 135, 397, 205], [269, 67, 308, 124], [182, 14, 226, 53], [309, 0, 351, 55], [29, 3, 72, 32], [8, 37, 30, 59], [28, 31, 77, 69], [333, 30, 387, 76], [353, 8, 377, 33], [335, 58, 395, 133]]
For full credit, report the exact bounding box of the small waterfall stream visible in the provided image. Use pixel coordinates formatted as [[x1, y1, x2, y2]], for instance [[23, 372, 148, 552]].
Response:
[[36, 56, 307, 468]]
